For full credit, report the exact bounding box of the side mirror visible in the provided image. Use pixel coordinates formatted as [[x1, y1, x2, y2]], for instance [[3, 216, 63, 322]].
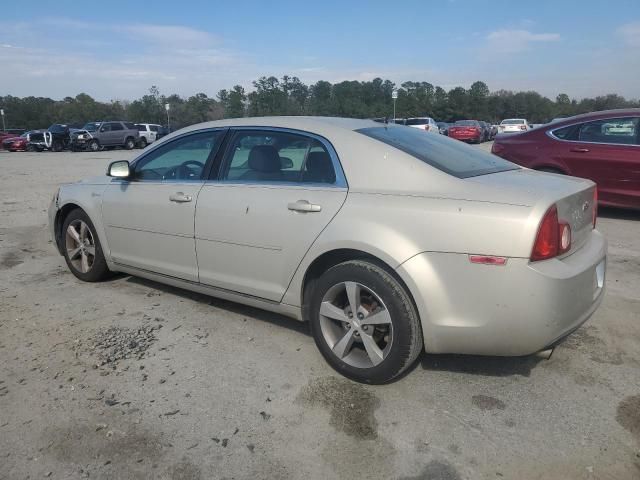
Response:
[[107, 160, 131, 178]]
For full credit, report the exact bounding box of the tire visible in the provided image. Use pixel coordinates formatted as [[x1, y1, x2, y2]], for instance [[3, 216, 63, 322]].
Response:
[[27, 144, 36, 152], [308, 260, 423, 384], [88, 140, 100, 152], [51, 141, 63, 152], [124, 137, 135, 150], [138, 137, 147, 149], [61, 209, 110, 282]]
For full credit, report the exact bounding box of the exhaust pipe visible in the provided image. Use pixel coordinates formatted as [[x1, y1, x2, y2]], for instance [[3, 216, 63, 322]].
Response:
[[534, 348, 554, 360]]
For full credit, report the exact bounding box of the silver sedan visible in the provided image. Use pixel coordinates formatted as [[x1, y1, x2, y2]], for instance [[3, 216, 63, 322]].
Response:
[[48, 117, 607, 384]]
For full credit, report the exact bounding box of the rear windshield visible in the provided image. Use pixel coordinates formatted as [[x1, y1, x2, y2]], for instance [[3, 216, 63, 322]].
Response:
[[356, 126, 519, 178], [501, 119, 525, 125], [454, 120, 479, 126], [406, 118, 430, 125]]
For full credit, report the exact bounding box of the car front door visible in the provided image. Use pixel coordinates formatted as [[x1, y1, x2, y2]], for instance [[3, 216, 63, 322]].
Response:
[[554, 116, 640, 207], [195, 128, 348, 301], [101, 129, 225, 281]]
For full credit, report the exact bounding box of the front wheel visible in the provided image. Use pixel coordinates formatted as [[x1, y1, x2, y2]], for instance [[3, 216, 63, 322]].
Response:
[[88, 140, 100, 152], [308, 260, 423, 384], [62, 209, 110, 282]]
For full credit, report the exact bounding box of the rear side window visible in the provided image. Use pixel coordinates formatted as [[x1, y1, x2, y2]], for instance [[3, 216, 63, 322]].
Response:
[[150, 125, 159, 132], [136, 124, 147, 131], [221, 130, 337, 184], [356, 126, 519, 178], [110, 122, 124, 131], [124, 122, 136, 130]]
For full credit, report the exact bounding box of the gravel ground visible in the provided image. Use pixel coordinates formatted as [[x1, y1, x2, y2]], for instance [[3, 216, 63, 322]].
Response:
[[0, 146, 639, 480]]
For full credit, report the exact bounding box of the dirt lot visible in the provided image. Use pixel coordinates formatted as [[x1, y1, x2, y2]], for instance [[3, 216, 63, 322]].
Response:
[[0, 146, 639, 480]]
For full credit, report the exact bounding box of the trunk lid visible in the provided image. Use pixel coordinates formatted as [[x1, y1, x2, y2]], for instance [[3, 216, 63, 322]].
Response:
[[467, 169, 596, 255]]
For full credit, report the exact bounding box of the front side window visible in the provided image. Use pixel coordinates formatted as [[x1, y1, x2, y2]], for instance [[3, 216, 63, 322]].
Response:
[[357, 126, 518, 178], [221, 130, 336, 184], [133, 130, 223, 181]]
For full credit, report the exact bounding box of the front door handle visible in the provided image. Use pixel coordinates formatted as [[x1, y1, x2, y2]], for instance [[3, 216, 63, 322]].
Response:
[[288, 199, 322, 213], [169, 192, 192, 203], [570, 147, 590, 153]]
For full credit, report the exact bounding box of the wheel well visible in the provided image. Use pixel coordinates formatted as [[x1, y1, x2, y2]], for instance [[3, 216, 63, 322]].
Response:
[[54, 203, 82, 253], [535, 166, 566, 174], [301, 249, 417, 322]]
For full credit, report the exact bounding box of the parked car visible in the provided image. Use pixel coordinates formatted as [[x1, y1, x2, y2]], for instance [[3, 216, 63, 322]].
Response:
[[72, 121, 139, 152], [490, 124, 499, 140], [135, 123, 163, 148], [491, 108, 640, 209], [49, 117, 606, 384], [2, 132, 30, 151], [405, 117, 439, 133], [436, 122, 451, 136], [498, 118, 530, 134], [479, 121, 493, 142], [156, 125, 173, 140], [448, 120, 483, 143], [27, 124, 76, 152], [0, 129, 26, 148]]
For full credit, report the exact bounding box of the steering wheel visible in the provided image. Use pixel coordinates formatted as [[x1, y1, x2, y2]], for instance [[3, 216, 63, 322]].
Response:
[[163, 160, 204, 180]]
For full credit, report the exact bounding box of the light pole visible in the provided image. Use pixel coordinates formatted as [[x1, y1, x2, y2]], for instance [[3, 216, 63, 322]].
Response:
[[391, 90, 398, 120], [0, 109, 5, 132], [165, 103, 170, 131]]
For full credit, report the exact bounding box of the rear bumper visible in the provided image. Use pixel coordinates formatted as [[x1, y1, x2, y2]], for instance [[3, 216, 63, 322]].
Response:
[[397, 230, 607, 356], [450, 133, 480, 142]]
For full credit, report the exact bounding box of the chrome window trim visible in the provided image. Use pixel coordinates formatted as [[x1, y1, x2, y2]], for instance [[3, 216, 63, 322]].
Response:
[[215, 126, 349, 189], [546, 115, 640, 148]]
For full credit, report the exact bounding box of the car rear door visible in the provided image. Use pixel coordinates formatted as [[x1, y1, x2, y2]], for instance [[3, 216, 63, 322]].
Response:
[[194, 128, 348, 301], [553, 116, 640, 207], [101, 129, 226, 281]]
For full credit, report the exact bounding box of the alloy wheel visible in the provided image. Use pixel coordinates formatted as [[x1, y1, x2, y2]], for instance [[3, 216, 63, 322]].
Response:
[[65, 219, 96, 273], [319, 281, 394, 368]]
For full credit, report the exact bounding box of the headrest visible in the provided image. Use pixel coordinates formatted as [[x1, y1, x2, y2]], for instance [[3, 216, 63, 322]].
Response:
[[306, 151, 335, 182], [248, 145, 281, 172]]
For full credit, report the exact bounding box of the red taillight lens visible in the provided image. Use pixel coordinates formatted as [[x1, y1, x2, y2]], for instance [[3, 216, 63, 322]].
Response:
[[519, 125, 526, 130], [592, 188, 598, 228], [531, 205, 572, 261]]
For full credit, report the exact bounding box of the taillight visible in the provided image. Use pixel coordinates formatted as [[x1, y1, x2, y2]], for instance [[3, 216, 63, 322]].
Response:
[[592, 188, 598, 228], [519, 125, 526, 130], [531, 205, 572, 261]]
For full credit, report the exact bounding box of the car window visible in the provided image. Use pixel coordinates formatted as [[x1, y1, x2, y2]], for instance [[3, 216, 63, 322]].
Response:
[[134, 130, 223, 181], [135, 124, 147, 132], [100, 123, 111, 132], [501, 119, 525, 125], [150, 125, 159, 132], [406, 118, 429, 126], [577, 117, 639, 145], [221, 130, 336, 184], [110, 122, 124, 131], [124, 122, 136, 130], [357, 126, 519, 178]]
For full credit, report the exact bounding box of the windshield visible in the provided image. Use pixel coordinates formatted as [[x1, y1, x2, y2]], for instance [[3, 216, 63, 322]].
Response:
[[83, 122, 101, 132], [501, 119, 525, 125], [356, 126, 519, 178], [454, 120, 479, 127]]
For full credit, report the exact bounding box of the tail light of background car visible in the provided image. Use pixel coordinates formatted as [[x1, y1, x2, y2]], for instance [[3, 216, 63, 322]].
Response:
[[530, 205, 572, 261], [519, 125, 526, 130]]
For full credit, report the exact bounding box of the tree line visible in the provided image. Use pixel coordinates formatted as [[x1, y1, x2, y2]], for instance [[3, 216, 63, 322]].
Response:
[[1, 77, 638, 131]]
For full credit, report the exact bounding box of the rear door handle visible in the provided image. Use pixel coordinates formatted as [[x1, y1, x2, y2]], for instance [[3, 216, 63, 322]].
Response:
[[570, 147, 590, 153], [288, 199, 322, 213], [169, 192, 192, 203]]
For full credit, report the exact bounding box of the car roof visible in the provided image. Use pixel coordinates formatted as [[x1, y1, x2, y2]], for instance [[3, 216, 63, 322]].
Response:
[[550, 108, 640, 125]]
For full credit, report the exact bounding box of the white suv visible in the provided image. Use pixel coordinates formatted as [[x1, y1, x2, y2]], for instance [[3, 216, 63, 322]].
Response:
[[135, 123, 163, 148], [405, 117, 440, 133]]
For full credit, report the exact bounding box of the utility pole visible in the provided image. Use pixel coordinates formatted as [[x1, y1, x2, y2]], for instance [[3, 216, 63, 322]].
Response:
[[165, 103, 170, 131], [0, 109, 5, 132], [391, 90, 398, 120]]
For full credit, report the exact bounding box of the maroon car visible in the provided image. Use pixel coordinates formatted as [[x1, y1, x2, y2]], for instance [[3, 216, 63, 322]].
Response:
[[492, 109, 640, 210], [2, 133, 29, 151], [448, 120, 482, 143]]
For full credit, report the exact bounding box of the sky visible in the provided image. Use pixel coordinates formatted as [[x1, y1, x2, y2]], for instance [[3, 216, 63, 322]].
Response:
[[0, 0, 639, 101]]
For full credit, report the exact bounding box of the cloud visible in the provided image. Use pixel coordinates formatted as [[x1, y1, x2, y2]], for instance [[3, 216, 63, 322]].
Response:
[[486, 29, 561, 54], [617, 21, 640, 47]]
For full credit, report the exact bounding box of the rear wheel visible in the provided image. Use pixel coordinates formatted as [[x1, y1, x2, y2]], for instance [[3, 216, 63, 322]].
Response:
[[124, 137, 135, 150], [61, 209, 110, 282], [138, 137, 147, 148], [309, 260, 423, 384], [51, 141, 63, 152]]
